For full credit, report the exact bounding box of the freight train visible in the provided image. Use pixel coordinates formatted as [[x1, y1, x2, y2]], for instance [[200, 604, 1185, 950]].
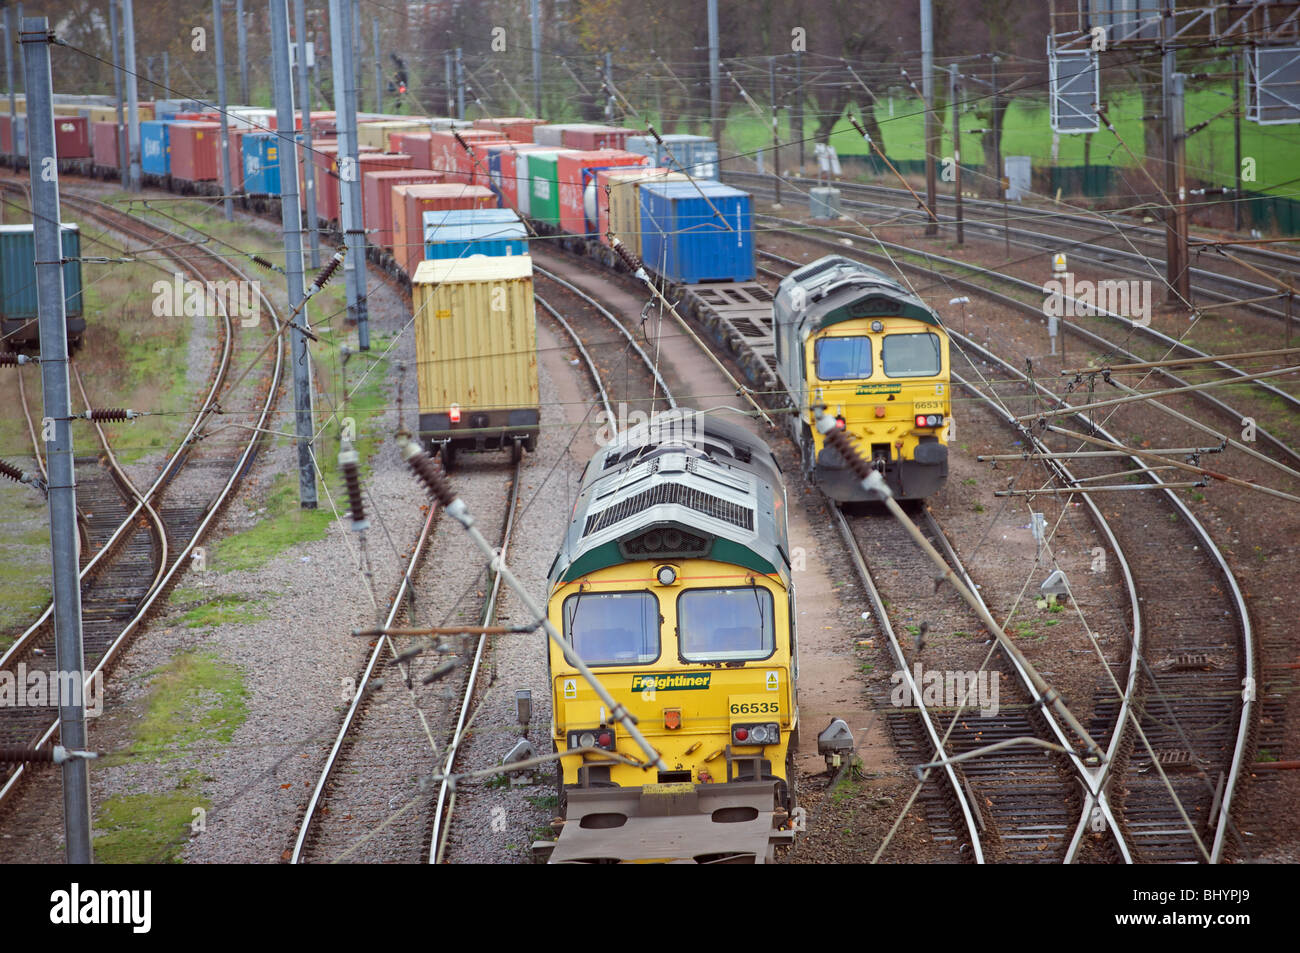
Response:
[[542, 409, 799, 863], [4, 99, 948, 502]]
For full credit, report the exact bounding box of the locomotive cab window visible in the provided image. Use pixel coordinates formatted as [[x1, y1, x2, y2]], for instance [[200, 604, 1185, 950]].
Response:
[[677, 587, 775, 662], [563, 591, 660, 666], [882, 332, 942, 377], [814, 336, 872, 381]]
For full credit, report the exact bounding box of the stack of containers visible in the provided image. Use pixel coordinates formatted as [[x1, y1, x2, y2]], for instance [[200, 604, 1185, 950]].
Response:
[[638, 180, 754, 283], [524, 150, 580, 225], [624, 133, 719, 179], [472, 117, 547, 143], [140, 119, 172, 175], [423, 208, 527, 260], [427, 129, 507, 185], [350, 153, 416, 223], [242, 132, 281, 195], [391, 183, 496, 275], [495, 143, 558, 215], [54, 117, 91, 159], [559, 124, 639, 151], [363, 168, 445, 250], [170, 121, 223, 181], [556, 149, 650, 236], [596, 167, 686, 253]]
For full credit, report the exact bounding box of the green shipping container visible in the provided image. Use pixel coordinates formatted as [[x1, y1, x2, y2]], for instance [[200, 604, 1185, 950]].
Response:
[[0, 223, 84, 349], [527, 151, 568, 226]]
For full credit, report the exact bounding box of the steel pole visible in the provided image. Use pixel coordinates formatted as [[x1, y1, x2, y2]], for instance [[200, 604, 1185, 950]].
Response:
[[770, 56, 781, 204], [455, 47, 464, 119], [950, 64, 963, 243], [121, 0, 141, 189], [214, 0, 234, 221], [707, 0, 719, 142], [236, 0, 249, 104], [330, 0, 369, 348], [107, 0, 127, 185], [271, 0, 317, 508], [294, 0, 320, 268], [23, 15, 92, 864], [920, 0, 937, 235], [372, 17, 381, 113], [1233, 51, 1243, 232], [530, 0, 541, 117], [3, 6, 13, 133]]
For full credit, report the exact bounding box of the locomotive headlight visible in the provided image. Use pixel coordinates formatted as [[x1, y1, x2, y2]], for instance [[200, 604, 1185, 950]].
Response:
[[915, 414, 945, 428], [579, 731, 595, 748], [656, 565, 678, 586], [732, 722, 780, 746]]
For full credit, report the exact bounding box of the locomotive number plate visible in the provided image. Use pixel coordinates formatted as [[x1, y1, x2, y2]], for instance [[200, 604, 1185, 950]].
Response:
[[913, 399, 943, 413]]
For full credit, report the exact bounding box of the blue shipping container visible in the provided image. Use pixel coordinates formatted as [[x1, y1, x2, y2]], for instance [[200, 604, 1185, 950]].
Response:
[[638, 181, 753, 284], [242, 132, 280, 195], [140, 120, 171, 175], [423, 208, 526, 260], [625, 134, 719, 179]]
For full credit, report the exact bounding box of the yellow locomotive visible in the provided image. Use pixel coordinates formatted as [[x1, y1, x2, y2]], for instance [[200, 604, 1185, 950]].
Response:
[[544, 411, 798, 863], [774, 256, 951, 501]]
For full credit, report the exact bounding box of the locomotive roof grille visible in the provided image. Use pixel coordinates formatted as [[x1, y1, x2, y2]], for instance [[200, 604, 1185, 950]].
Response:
[[583, 482, 754, 536]]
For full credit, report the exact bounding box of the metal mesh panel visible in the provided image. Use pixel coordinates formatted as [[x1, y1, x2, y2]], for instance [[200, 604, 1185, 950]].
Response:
[[584, 482, 754, 536]]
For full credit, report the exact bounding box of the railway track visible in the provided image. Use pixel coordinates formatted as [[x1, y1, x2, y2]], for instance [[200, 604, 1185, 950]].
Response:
[[0, 180, 285, 812], [752, 216, 1300, 478], [727, 169, 1300, 330], [755, 242, 1253, 862]]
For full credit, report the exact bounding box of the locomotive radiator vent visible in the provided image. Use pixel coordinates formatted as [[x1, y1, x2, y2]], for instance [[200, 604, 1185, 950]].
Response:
[[585, 483, 753, 536]]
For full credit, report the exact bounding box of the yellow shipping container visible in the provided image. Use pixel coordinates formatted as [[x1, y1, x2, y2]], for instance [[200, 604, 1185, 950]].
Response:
[[411, 254, 540, 466], [356, 119, 427, 152], [83, 106, 120, 124], [608, 170, 688, 258]]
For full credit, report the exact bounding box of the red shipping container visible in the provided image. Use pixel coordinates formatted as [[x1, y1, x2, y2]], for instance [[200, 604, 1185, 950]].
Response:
[[170, 121, 223, 181], [363, 168, 445, 250], [54, 115, 92, 159], [307, 111, 337, 136], [318, 151, 413, 223], [92, 121, 120, 169], [388, 132, 432, 169], [560, 124, 638, 152], [472, 117, 547, 143], [174, 111, 220, 122], [493, 143, 554, 213], [392, 184, 495, 276], [556, 149, 649, 237], [310, 141, 380, 222], [228, 128, 244, 190], [0, 115, 10, 153], [427, 129, 507, 185]]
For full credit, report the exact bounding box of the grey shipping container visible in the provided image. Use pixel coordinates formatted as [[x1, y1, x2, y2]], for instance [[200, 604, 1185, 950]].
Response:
[[532, 124, 587, 147], [624, 134, 719, 179], [0, 223, 85, 349]]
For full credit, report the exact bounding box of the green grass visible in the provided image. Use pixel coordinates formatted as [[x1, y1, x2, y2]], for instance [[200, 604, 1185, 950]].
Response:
[[171, 592, 271, 629], [725, 81, 1300, 199], [92, 648, 247, 862], [93, 772, 210, 864], [107, 648, 248, 765], [206, 326, 394, 573]]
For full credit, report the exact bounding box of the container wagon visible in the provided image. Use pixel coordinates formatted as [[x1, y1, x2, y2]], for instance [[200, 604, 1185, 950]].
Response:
[[410, 254, 540, 468]]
